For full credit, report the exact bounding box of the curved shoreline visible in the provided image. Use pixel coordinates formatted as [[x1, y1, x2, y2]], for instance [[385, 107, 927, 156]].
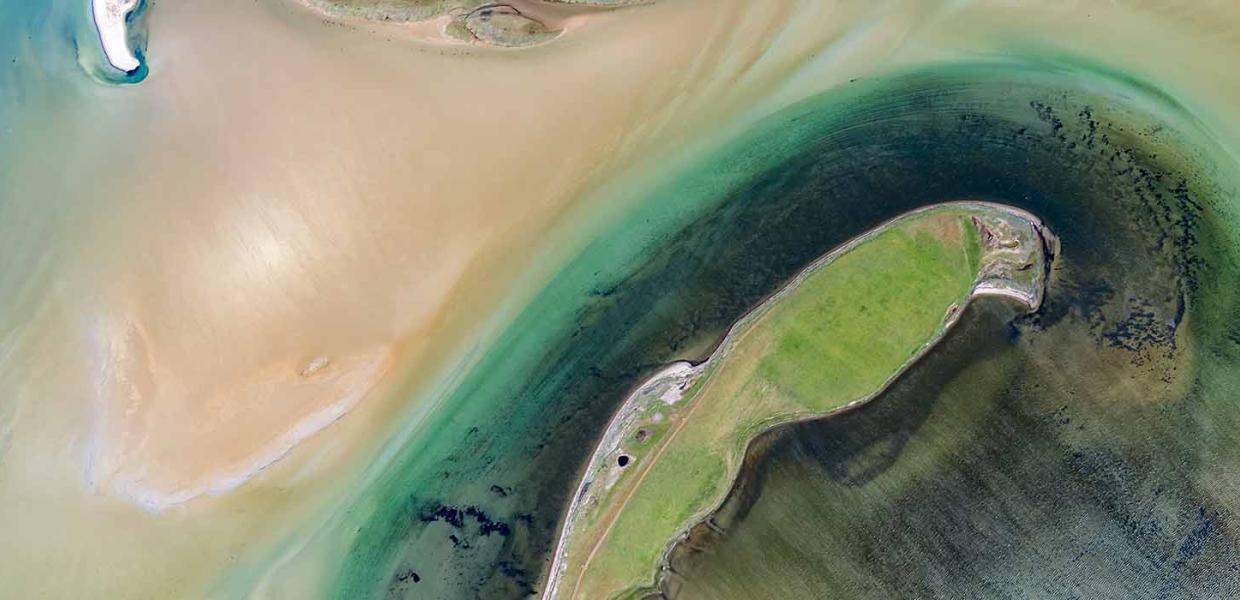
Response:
[[91, 0, 142, 74], [543, 201, 1057, 599]]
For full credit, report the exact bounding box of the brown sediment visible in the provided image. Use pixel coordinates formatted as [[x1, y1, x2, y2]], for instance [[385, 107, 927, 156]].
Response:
[[68, 0, 752, 516]]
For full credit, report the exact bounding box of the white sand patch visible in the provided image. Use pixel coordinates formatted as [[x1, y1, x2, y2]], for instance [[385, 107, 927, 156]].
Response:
[[85, 311, 392, 512], [91, 0, 141, 73]]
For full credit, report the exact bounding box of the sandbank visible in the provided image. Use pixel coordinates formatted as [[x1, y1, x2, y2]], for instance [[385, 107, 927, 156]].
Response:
[[91, 0, 141, 73]]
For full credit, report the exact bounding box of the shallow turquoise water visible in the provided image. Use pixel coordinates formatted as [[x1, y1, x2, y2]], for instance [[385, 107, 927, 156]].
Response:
[[0, 0, 84, 372]]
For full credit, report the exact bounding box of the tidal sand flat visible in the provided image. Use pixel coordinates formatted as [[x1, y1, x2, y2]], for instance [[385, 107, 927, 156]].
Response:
[[2, 0, 807, 597], [548, 203, 1054, 599], [2, 1, 1240, 599]]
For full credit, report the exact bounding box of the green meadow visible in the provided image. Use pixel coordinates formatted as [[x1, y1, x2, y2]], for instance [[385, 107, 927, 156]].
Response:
[[560, 206, 1014, 599]]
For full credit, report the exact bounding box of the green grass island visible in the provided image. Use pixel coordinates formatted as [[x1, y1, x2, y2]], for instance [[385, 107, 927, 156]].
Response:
[[545, 202, 1057, 600]]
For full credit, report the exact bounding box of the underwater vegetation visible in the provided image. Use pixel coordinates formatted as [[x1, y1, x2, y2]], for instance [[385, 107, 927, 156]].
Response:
[[340, 61, 1240, 598]]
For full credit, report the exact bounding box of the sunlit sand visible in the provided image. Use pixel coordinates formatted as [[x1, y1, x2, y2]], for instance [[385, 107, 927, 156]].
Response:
[[91, 0, 141, 72], [2, 0, 1240, 597]]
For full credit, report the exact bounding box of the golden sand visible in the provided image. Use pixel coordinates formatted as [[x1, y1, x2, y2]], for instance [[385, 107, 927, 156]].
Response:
[[2, 0, 1240, 597]]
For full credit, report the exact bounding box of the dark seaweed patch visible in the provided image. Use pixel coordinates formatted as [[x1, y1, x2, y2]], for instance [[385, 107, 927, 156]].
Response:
[[1101, 296, 1180, 365], [659, 78, 1237, 599], [419, 504, 512, 538]]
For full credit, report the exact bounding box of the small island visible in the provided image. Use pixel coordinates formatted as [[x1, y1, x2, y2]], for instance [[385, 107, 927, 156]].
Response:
[[545, 202, 1056, 600], [91, 0, 143, 74], [297, 0, 644, 47]]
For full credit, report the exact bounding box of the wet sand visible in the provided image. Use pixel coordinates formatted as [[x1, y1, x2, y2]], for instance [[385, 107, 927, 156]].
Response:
[[2, 0, 853, 596]]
